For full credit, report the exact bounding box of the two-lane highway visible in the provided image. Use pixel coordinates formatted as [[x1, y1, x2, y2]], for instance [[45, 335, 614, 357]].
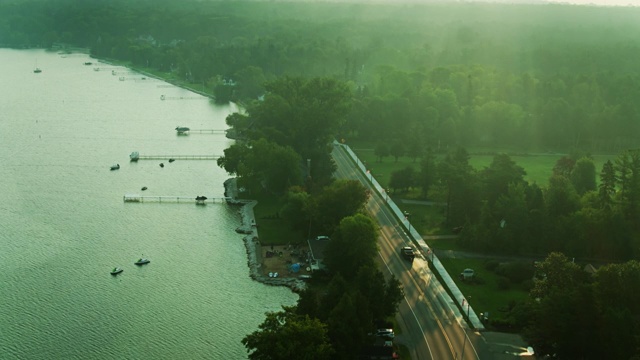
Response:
[[331, 144, 480, 360]]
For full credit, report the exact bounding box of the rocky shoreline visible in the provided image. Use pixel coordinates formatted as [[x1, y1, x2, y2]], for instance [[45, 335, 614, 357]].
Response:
[[224, 178, 306, 293]]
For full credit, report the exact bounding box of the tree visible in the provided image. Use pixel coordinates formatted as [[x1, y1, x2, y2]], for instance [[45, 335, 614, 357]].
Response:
[[490, 183, 531, 253], [326, 292, 370, 360], [593, 261, 640, 360], [242, 307, 334, 360], [598, 160, 616, 210], [525, 253, 597, 359], [552, 156, 576, 178], [323, 214, 379, 280], [353, 265, 404, 321], [419, 148, 437, 198], [479, 153, 527, 206], [389, 166, 415, 193], [389, 140, 405, 162], [570, 157, 596, 196], [545, 175, 580, 220], [615, 150, 640, 224], [310, 180, 369, 235], [280, 189, 311, 232], [374, 143, 389, 163], [438, 147, 480, 226]]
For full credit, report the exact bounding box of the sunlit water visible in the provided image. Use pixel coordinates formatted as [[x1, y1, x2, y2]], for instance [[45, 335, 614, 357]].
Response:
[[0, 49, 297, 359]]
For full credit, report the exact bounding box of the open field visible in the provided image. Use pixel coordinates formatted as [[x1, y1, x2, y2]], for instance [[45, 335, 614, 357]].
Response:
[[349, 141, 618, 187]]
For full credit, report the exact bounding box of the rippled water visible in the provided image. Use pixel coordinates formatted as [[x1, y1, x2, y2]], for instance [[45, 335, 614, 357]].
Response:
[[0, 49, 297, 359]]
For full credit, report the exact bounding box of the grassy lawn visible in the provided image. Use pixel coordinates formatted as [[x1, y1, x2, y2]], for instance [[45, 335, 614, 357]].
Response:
[[395, 202, 448, 236], [437, 257, 531, 324], [249, 193, 306, 247], [349, 140, 618, 189]]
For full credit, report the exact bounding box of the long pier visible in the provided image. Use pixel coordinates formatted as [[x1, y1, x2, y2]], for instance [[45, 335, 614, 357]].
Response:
[[181, 129, 227, 134], [123, 194, 231, 203], [130, 153, 220, 161]]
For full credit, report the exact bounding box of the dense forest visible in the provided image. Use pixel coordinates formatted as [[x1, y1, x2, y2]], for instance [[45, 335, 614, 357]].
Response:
[[5, 0, 640, 358]]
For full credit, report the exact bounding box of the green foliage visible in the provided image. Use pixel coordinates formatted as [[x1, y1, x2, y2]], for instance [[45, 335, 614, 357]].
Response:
[[242, 307, 334, 360], [217, 138, 302, 195], [389, 166, 415, 193], [309, 179, 369, 235], [479, 153, 527, 206], [279, 189, 311, 232], [374, 143, 389, 163], [323, 214, 379, 281], [570, 157, 597, 195]]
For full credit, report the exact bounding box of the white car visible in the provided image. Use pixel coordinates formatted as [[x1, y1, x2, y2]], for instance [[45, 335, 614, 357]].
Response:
[[374, 329, 395, 339]]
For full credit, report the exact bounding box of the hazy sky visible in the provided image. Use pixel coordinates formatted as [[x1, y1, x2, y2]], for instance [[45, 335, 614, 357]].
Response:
[[545, 0, 640, 6]]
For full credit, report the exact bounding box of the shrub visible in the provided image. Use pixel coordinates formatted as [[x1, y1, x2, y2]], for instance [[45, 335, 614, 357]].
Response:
[[497, 276, 511, 290], [484, 259, 500, 271], [495, 261, 535, 284]]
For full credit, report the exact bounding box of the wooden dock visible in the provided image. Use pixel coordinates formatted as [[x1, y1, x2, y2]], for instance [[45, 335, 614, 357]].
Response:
[[123, 194, 231, 204], [130, 154, 220, 161], [184, 129, 227, 134]]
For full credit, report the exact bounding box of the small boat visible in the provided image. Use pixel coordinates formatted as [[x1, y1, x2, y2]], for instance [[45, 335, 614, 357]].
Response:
[[135, 258, 150, 265], [159, 163, 164, 168], [33, 59, 42, 73], [110, 267, 124, 275], [130, 151, 139, 161], [141, 186, 148, 191], [175, 126, 190, 134], [84, 62, 92, 65], [168, 158, 175, 163], [110, 164, 120, 171]]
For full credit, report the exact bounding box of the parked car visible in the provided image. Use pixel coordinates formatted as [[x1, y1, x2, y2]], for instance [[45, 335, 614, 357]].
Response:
[[374, 329, 395, 339]]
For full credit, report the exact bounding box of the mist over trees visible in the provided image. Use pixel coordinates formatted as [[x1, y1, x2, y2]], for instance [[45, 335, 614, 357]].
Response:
[[4, 0, 640, 151]]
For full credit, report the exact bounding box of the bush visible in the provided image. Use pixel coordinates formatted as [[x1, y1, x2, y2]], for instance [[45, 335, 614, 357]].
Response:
[[484, 259, 500, 271], [495, 261, 535, 284], [497, 276, 511, 290]]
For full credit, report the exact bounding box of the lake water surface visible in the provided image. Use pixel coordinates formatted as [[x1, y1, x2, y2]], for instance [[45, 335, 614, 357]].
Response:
[[0, 49, 297, 359]]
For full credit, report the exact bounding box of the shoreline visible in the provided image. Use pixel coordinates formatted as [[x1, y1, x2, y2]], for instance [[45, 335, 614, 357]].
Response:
[[94, 52, 303, 294], [224, 178, 306, 294]]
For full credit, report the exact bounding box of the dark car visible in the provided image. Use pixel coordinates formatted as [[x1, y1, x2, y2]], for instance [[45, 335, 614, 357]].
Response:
[[400, 246, 415, 262]]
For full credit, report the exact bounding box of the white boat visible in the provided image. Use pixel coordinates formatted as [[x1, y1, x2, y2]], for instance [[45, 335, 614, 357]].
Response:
[[129, 152, 139, 161], [134, 258, 150, 265], [110, 164, 120, 171]]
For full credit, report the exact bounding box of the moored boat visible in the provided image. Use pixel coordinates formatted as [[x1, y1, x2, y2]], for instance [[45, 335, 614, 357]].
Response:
[[110, 267, 124, 275], [135, 258, 150, 265]]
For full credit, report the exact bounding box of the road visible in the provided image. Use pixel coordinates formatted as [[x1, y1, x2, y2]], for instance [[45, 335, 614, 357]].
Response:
[[331, 145, 482, 360]]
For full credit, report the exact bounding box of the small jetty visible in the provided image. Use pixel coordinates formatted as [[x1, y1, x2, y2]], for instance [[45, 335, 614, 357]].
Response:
[[124, 194, 231, 204]]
